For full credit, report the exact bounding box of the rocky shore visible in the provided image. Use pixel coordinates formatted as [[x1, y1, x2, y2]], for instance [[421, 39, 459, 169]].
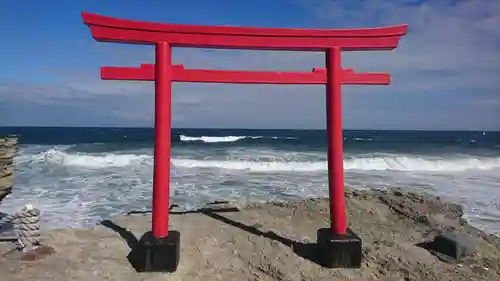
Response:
[[0, 136, 18, 204], [1, 187, 499, 281]]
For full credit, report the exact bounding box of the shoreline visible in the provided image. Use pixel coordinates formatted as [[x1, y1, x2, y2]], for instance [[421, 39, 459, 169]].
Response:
[[1, 187, 499, 281]]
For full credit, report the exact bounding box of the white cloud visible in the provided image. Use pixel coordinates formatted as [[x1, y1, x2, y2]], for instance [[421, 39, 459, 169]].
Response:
[[1, 0, 499, 129]]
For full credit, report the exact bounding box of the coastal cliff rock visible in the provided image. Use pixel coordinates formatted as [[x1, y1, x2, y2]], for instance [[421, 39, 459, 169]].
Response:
[[0, 188, 498, 281], [0, 136, 18, 203]]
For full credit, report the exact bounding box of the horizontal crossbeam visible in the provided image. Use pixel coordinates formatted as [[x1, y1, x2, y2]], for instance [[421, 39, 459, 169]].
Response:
[[82, 12, 407, 51], [101, 64, 390, 85]]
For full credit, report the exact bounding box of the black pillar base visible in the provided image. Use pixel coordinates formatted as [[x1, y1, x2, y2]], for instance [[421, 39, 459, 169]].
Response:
[[127, 230, 180, 273], [317, 228, 362, 268]]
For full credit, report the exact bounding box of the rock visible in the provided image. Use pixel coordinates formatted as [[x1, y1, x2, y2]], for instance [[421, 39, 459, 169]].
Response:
[[0, 175, 13, 188], [393, 190, 404, 197], [0, 136, 19, 205], [427, 232, 476, 262], [1, 190, 499, 281], [0, 220, 16, 242], [20, 245, 56, 261]]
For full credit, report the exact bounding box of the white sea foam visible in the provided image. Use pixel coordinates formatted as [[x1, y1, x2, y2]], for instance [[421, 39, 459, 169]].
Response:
[[178, 135, 293, 143], [36, 149, 149, 168], [2, 146, 499, 235], [25, 148, 500, 172], [180, 135, 247, 143]]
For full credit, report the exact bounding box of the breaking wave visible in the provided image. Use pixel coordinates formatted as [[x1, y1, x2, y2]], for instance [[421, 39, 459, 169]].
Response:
[[21, 149, 500, 172], [178, 135, 296, 143]]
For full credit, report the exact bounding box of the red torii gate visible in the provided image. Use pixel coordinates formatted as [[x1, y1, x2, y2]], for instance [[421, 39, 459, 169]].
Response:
[[82, 12, 407, 272]]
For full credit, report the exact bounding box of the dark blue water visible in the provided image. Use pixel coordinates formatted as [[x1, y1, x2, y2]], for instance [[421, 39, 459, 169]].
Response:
[[1, 127, 499, 154], [1, 127, 499, 234]]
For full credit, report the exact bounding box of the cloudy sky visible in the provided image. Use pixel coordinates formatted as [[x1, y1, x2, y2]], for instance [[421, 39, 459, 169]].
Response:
[[0, 0, 498, 130]]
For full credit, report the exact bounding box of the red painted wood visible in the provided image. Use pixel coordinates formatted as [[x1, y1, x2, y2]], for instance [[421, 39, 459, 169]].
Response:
[[152, 42, 173, 238], [326, 47, 346, 234], [100, 64, 391, 85], [82, 12, 407, 51], [83, 12, 407, 38]]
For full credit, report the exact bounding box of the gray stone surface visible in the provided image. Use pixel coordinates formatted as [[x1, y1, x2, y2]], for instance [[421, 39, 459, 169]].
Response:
[[430, 232, 477, 261], [0, 220, 16, 241]]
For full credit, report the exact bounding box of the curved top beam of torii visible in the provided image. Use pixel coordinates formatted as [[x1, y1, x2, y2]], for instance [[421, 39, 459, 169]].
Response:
[[82, 12, 408, 51]]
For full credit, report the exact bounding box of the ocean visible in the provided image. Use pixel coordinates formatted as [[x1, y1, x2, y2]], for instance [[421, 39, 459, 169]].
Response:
[[1, 127, 499, 235]]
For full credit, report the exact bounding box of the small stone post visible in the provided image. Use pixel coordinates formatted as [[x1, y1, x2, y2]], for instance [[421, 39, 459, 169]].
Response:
[[3, 204, 41, 253], [16, 204, 41, 253]]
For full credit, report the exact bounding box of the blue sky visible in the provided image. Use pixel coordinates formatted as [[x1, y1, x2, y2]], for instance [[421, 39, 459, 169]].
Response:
[[0, 0, 498, 130]]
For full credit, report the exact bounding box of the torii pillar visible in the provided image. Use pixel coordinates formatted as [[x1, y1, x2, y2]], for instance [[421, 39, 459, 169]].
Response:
[[82, 12, 407, 272]]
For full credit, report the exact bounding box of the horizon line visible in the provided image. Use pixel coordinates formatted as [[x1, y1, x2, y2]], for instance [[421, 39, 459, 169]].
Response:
[[0, 125, 498, 133]]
